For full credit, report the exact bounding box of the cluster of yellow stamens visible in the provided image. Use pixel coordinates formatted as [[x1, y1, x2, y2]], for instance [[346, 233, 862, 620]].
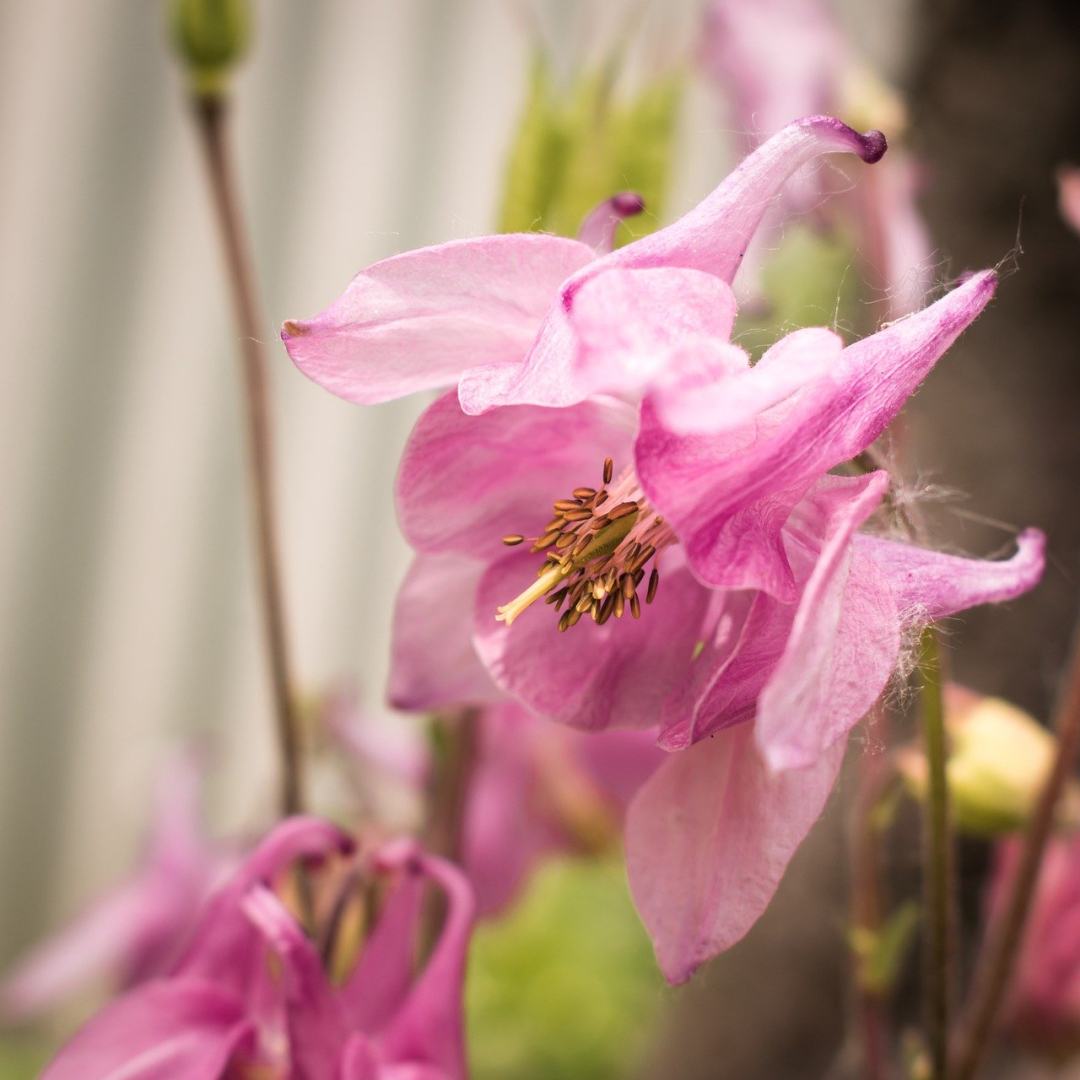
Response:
[[496, 457, 671, 632]]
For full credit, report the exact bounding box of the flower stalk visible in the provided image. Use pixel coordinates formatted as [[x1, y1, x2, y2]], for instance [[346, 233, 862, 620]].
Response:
[[952, 617, 1080, 1079], [919, 626, 952, 1080], [191, 92, 304, 815]]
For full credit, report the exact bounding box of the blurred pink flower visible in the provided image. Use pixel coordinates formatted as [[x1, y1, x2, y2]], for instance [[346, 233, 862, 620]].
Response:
[[0, 753, 225, 1023], [463, 701, 663, 917], [43, 818, 474, 1080], [989, 835, 1080, 1058], [700, 0, 932, 317], [1059, 165, 1080, 236]]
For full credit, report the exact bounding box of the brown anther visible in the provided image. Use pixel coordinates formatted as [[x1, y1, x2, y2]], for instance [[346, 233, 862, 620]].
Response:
[[571, 535, 592, 558], [568, 607, 583, 628], [592, 489, 608, 507], [598, 593, 616, 625], [555, 531, 576, 549], [553, 499, 580, 512], [646, 568, 660, 604], [544, 516, 564, 533], [607, 501, 639, 521], [546, 587, 569, 608], [630, 544, 656, 573], [614, 592, 625, 619], [624, 542, 641, 563], [604, 568, 618, 591], [502, 534, 525, 546], [592, 581, 606, 601], [621, 574, 635, 600], [563, 509, 592, 523], [630, 594, 641, 619], [633, 568, 645, 586], [591, 600, 602, 623], [576, 594, 594, 613], [558, 610, 573, 633], [603, 457, 614, 484], [573, 487, 597, 500], [532, 529, 561, 551]]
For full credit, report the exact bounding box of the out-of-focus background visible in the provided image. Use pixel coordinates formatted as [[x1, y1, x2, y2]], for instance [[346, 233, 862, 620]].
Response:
[[1, 1, 1078, 1077]]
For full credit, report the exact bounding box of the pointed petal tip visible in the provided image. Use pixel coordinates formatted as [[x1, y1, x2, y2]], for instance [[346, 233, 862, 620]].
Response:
[[280, 319, 309, 342], [611, 191, 646, 216]]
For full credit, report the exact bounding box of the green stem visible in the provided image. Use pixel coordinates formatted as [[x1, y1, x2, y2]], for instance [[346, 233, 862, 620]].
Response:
[[920, 626, 951, 1080], [951, 620, 1080, 1079], [191, 93, 304, 816]]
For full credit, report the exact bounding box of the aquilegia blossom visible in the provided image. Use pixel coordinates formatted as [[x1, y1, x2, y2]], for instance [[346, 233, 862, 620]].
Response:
[[283, 116, 1044, 981], [44, 817, 473, 1079]]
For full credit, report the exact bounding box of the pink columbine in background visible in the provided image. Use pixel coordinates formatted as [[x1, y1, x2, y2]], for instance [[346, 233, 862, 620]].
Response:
[[0, 754, 225, 1023], [700, 0, 932, 318], [988, 835, 1080, 1059], [43, 818, 474, 1080], [283, 116, 1045, 981]]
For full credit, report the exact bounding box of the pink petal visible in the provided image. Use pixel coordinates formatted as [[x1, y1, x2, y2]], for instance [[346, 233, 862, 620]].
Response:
[[42, 978, 253, 1080], [626, 723, 844, 983], [242, 886, 349, 1078], [463, 704, 564, 916], [340, 872, 425, 1035], [376, 843, 474, 1080], [755, 473, 898, 771], [572, 726, 666, 814], [458, 117, 886, 414], [577, 192, 646, 254], [1058, 165, 1080, 237], [636, 272, 996, 595], [599, 115, 884, 282], [282, 234, 595, 405], [396, 391, 634, 557], [388, 553, 501, 711], [472, 549, 712, 732], [175, 818, 353, 1000], [857, 527, 1046, 624]]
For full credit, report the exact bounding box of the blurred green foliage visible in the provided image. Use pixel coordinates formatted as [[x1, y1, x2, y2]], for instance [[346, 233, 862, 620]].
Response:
[[734, 224, 861, 357], [0, 1038, 48, 1080], [499, 56, 681, 245], [467, 856, 665, 1080]]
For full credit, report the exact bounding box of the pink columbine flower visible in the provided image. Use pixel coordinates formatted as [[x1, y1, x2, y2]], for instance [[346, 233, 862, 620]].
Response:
[[43, 818, 474, 1080], [988, 835, 1080, 1058], [283, 117, 1044, 981], [0, 753, 225, 1023], [1059, 165, 1080, 237], [700, 0, 932, 317]]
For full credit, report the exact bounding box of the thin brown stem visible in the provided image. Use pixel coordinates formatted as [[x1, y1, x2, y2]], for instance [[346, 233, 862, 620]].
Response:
[[952, 621, 1080, 1079], [920, 627, 951, 1080], [191, 94, 303, 815]]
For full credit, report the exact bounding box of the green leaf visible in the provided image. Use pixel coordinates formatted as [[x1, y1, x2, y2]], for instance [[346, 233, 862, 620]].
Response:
[[467, 856, 665, 1080]]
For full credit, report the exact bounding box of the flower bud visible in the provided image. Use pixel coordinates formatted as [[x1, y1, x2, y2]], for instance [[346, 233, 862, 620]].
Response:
[[899, 687, 1080, 837], [170, 0, 251, 97]]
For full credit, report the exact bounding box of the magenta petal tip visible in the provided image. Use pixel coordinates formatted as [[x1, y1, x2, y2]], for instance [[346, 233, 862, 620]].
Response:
[[797, 115, 888, 164]]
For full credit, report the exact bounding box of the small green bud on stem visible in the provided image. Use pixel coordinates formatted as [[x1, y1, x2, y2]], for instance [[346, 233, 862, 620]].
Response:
[[170, 0, 251, 98]]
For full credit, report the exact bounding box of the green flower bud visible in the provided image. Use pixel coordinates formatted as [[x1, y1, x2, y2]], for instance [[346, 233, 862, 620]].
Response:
[[170, 0, 251, 98], [899, 688, 1080, 837]]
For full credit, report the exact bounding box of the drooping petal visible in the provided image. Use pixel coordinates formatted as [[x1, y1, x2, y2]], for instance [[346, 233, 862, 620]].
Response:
[[42, 979, 254, 1080], [396, 391, 635, 557], [282, 234, 595, 405], [577, 192, 646, 254], [388, 553, 501, 710], [242, 886, 349, 1080], [376, 842, 474, 1080], [458, 117, 887, 414], [636, 272, 997, 595], [473, 548, 712, 732], [755, 473, 898, 771], [174, 818, 353, 1002], [1058, 165, 1080, 237], [625, 723, 844, 984], [857, 527, 1046, 624], [340, 871, 425, 1035], [598, 115, 885, 282]]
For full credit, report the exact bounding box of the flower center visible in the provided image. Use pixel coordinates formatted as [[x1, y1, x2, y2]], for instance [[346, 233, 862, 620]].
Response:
[[496, 456, 675, 632]]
